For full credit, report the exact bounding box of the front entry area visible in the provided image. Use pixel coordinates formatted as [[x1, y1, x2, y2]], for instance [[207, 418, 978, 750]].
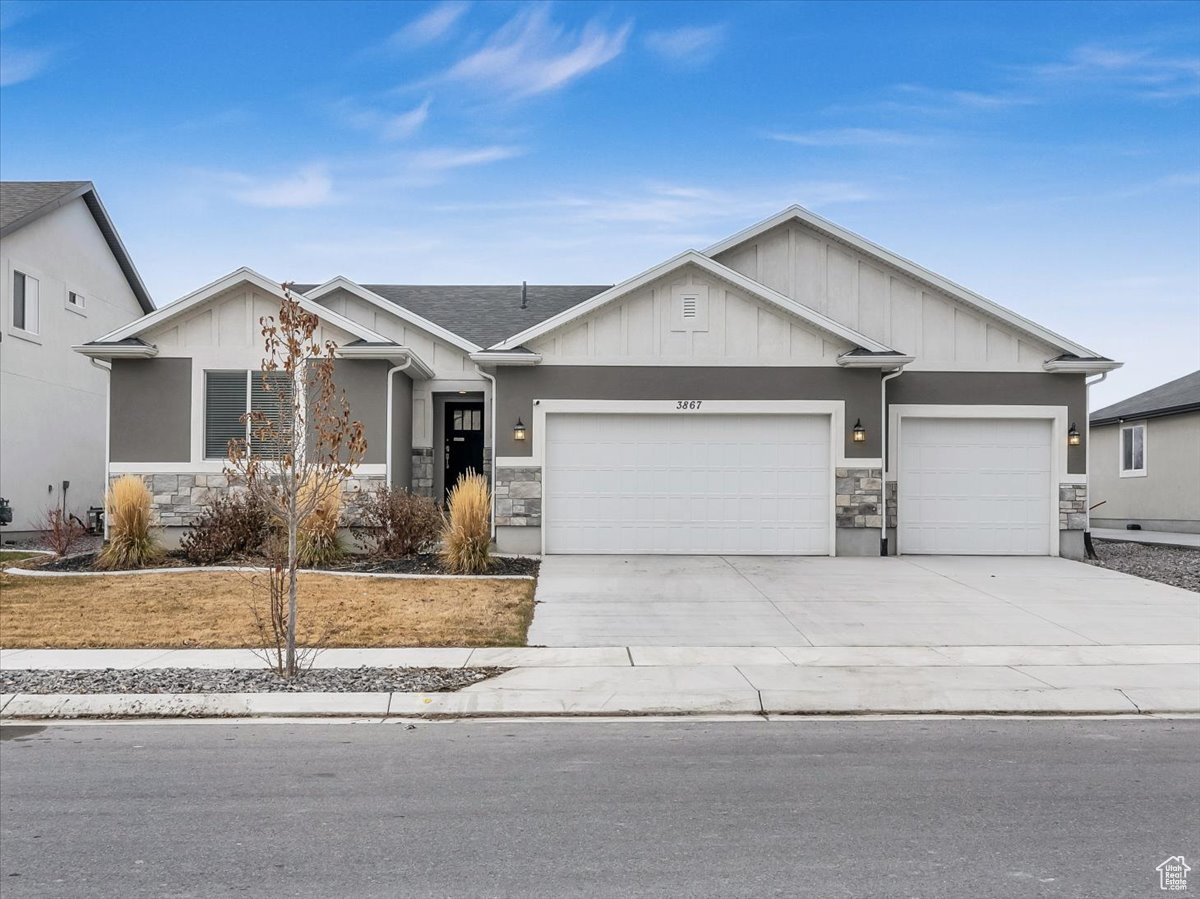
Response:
[[542, 412, 832, 554], [443, 400, 484, 501]]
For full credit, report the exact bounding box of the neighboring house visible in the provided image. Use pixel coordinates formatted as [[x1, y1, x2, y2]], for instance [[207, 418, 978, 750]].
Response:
[[78, 205, 1120, 558], [1089, 370, 1200, 534], [1, 181, 154, 538]]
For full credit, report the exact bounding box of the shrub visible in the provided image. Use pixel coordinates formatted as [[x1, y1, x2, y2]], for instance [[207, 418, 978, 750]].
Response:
[[352, 486, 444, 559], [180, 491, 270, 564], [297, 476, 343, 567], [38, 507, 88, 557], [440, 472, 492, 574], [97, 475, 161, 569]]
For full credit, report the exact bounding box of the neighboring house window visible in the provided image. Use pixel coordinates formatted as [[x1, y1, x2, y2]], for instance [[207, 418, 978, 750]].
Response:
[[204, 370, 295, 459], [12, 270, 39, 334], [67, 290, 86, 312], [1120, 423, 1146, 477]]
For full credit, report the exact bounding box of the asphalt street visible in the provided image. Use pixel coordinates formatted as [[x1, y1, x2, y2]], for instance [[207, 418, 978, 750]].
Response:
[[1, 718, 1197, 898]]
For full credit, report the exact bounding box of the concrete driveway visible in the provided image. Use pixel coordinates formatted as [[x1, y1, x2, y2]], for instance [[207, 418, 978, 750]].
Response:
[[528, 555, 1200, 647]]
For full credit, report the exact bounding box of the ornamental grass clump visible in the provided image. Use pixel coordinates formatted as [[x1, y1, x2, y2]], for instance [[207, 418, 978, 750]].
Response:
[[297, 476, 343, 567], [441, 472, 492, 574], [97, 475, 162, 570]]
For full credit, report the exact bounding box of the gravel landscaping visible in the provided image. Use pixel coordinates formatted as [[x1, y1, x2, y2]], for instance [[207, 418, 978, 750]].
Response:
[[30, 550, 539, 577], [1089, 540, 1200, 592], [1, 667, 506, 695]]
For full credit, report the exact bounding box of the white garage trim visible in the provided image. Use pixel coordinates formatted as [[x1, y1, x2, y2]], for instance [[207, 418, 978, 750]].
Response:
[[888, 404, 1067, 556], [532, 399, 844, 556]]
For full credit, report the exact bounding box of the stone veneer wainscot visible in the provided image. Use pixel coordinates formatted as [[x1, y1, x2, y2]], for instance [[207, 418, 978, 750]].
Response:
[[835, 467, 883, 529], [495, 466, 542, 527]]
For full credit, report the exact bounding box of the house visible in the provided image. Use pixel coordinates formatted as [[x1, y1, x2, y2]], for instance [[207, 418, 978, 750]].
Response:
[[1, 181, 154, 538], [1089, 370, 1200, 534], [77, 205, 1120, 558]]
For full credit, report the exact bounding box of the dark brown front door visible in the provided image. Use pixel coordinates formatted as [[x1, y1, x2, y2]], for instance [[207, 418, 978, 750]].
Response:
[[444, 401, 485, 501]]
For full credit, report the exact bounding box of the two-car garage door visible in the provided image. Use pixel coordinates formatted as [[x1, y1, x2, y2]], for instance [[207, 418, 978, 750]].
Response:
[[544, 413, 831, 554]]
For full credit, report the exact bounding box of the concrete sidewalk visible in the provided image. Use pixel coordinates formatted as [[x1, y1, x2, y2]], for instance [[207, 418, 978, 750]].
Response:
[[1091, 528, 1200, 548], [3, 644, 1197, 718]]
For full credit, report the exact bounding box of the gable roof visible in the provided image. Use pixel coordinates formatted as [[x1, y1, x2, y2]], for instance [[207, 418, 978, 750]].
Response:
[[294, 282, 609, 350], [90, 267, 393, 346], [489, 250, 897, 355], [1091, 370, 1200, 425], [0, 181, 154, 313], [705, 205, 1106, 361]]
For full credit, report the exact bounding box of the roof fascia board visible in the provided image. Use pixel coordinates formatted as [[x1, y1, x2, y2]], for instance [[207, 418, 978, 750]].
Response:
[[469, 351, 543, 366], [490, 251, 893, 353], [1, 182, 155, 313], [303, 277, 482, 353], [1092, 403, 1200, 426], [704, 205, 1101, 359], [836, 353, 915, 370], [71, 343, 159, 359], [335, 345, 435, 379], [1042, 359, 1123, 374], [94, 268, 391, 345]]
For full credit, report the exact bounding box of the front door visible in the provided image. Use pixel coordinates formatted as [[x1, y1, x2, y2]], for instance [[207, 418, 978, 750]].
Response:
[[444, 401, 485, 501]]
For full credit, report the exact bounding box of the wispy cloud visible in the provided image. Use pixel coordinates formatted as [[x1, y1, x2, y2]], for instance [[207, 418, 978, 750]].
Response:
[[336, 97, 432, 141], [644, 24, 726, 67], [386, 1, 469, 50], [1024, 43, 1200, 100], [0, 45, 53, 86], [226, 165, 335, 208], [768, 127, 934, 148], [408, 145, 522, 171], [439, 6, 630, 99]]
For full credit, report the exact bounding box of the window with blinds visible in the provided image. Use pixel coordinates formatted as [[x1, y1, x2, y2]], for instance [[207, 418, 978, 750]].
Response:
[[205, 371, 248, 459], [250, 371, 295, 456]]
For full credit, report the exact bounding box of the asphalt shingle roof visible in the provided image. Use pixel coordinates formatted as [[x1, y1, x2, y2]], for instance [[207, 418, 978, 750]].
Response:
[[0, 181, 90, 232], [1091, 370, 1200, 424], [294, 284, 611, 348]]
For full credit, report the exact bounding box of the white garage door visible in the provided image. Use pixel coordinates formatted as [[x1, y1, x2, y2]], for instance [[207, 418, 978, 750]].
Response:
[[544, 413, 831, 554], [899, 418, 1053, 555]]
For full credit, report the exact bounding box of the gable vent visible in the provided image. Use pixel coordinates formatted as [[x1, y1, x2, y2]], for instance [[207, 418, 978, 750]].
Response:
[[682, 297, 698, 318]]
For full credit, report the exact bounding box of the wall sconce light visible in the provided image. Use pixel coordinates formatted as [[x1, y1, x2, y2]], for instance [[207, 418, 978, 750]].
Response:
[[513, 418, 527, 442], [1067, 423, 1081, 447], [852, 419, 867, 443]]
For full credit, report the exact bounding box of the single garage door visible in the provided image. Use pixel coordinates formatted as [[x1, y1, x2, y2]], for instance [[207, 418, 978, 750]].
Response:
[[898, 417, 1052, 555], [544, 412, 831, 554]]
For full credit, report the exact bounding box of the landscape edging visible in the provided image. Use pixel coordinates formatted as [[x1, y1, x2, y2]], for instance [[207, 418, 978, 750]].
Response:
[[3, 566, 534, 581]]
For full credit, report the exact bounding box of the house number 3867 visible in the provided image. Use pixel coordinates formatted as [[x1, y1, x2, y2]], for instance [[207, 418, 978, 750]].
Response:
[[675, 400, 703, 410]]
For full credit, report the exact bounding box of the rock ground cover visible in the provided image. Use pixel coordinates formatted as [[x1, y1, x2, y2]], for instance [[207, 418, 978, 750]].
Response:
[[1, 667, 505, 694], [1089, 540, 1200, 592]]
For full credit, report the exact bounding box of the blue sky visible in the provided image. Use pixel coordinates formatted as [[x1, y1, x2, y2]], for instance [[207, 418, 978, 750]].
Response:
[[1, 0, 1197, 405]]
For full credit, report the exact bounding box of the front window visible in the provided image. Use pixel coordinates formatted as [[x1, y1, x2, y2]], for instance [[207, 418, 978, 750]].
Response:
[[1120, 423, 1146, 477], [204, 370, 295, 460], [12, 270, 39, 335]]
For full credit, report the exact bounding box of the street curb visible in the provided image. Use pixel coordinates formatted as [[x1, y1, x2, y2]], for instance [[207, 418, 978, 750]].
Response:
[[2, 688, 1196, 720]]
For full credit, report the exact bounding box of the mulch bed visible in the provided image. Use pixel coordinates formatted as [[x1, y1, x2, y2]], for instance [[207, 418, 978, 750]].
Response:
[[1088, 540, 1200, 593], [28, 551, 539, 577], [1, 666, 507, 695]]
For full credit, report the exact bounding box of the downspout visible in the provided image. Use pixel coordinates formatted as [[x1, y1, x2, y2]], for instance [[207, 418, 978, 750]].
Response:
[[473, 363, 498, 540], [385, 356, 414, 489], [91, 357, 112, 540], [1082, 371, 1109, 559], [879, 367, 905, 556]]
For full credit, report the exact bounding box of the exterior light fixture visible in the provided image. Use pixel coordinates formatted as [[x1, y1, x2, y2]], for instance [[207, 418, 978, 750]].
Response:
[[852, 419, 867, 443], [1068, 423, 1081, 447], [513, 418, 527, 442]]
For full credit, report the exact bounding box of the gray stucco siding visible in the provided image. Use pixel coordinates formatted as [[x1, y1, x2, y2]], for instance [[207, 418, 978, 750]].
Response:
[[886, 372, 1088, 473], [493, 366, 882, 458], [110, 358, 192, 463], [330, 359, 397, 466], [391, 371, 413, 489]]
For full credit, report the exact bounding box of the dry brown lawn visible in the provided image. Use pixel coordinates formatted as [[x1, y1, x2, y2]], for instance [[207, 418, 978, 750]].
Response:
[[0, 571, 535, 649]]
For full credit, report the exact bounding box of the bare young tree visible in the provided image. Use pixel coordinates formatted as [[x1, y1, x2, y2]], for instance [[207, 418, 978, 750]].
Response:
[[226, 285, 367, 678]]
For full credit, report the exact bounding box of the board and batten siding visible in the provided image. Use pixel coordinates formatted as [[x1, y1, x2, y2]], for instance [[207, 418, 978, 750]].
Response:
[[527, 264, 853, 365], [713, 222, 1058, 371]]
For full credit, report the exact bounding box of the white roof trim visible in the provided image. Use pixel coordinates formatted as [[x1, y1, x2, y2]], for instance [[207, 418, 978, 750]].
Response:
[[93, 268, 392, 346], [1042, 358, 1123, 374], [489, 251, 893, 353], [302, 277, 483, 354], [704, 205, 1102, 359], [72, 342, 159, 359], [335, 345, 435, 379], [470, 351, 543, 366], [836, 352, 915, 370]]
